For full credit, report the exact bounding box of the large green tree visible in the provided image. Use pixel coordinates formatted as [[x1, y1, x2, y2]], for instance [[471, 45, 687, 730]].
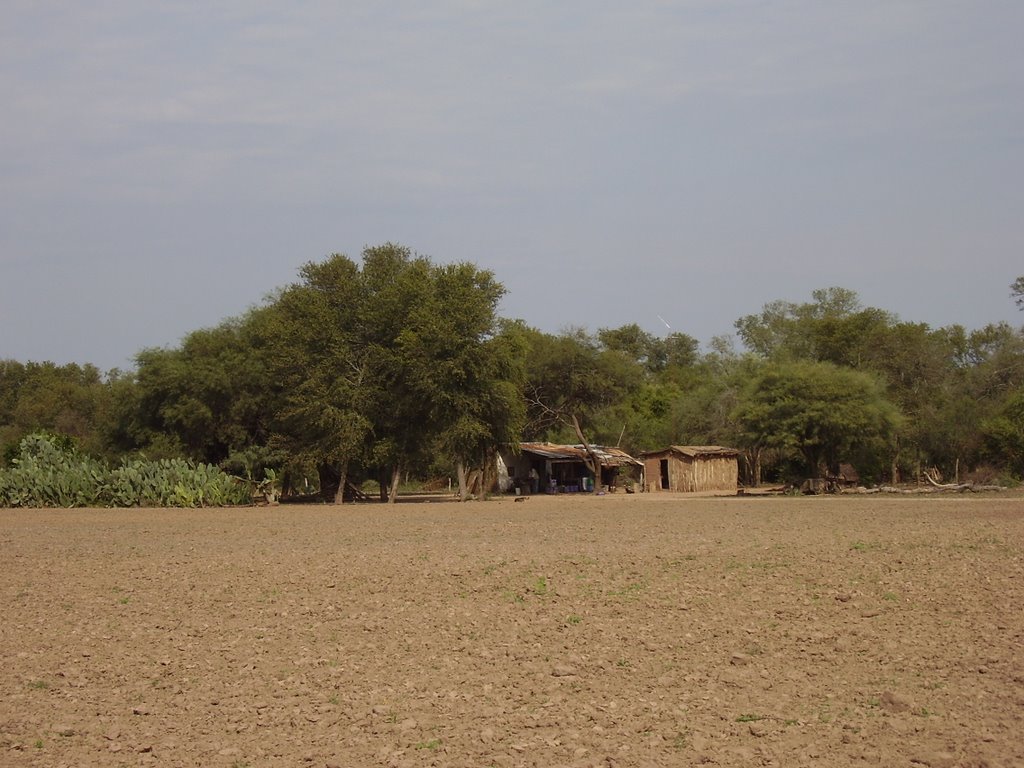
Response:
[[261, 244, 523, 503], [597, 324, 699, 375], [855, 321, 963, 480], [0, 360, 116, 461], [732, 360, 902, 480], [981, 387, 1024, 477], [735, 287, 895, 367], [591, 325, 702, 454], [731, 287, 1020, 481], [524, 328, 641, 491], [131, 318, 274, 467], [259, 254, 373, 501]]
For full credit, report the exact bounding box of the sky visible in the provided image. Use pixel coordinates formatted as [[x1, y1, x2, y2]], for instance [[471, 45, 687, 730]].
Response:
[[2, 1, 1022, 372]]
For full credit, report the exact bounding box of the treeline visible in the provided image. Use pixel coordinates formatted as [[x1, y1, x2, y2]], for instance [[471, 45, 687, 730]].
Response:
[[3, 244, 1023, 503]]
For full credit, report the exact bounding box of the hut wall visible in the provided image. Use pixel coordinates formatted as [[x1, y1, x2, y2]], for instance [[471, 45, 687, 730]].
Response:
[[675, 455, 737, 492], [643, 453, 670, 493], [497, 450, 533, 490], [644, 452, 738, 492]]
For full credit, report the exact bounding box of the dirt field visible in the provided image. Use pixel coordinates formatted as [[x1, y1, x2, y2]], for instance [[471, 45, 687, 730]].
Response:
[[1, 493, 1022, 768]]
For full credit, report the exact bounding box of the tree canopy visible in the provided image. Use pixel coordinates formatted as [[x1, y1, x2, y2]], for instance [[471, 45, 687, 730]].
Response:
[[732, 361, 902, 479], [5, 257, 1024, 497], [258, 244, 524, 502]]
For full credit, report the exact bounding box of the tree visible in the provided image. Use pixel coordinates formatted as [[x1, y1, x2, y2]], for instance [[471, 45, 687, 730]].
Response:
[[1012, 276, 1024, 310], [260, 244, 522, 503], [596, 324, 701, 377], [0, 360, 115, 462], [735, 287, 894, 367], [980, 387, 1024, 477], [857, 321, 962, 481], [259, 253, 374, 502], [665, 352, 769, 482], [591, 325, 702, 454], [132, 318, 274, 468], [524, 328, 641, 492], [433, 318, 527, 501], [597, 324, 659, 369], [661, 332, 701, 370], [732, 361, 902, 480], [382, 258, 525, 501]]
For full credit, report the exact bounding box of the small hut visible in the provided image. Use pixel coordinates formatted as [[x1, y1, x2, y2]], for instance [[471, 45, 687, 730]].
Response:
[[498, 443, 643, 494], [640, 446, 738, 493]]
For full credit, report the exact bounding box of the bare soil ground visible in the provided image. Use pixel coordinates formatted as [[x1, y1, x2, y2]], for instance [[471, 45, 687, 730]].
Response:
[[2, 493, 1023, 768]]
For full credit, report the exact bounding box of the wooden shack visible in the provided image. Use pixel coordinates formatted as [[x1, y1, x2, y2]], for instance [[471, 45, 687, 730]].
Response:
[[640, 445, 738, 493], [498, 442, 643, 494]]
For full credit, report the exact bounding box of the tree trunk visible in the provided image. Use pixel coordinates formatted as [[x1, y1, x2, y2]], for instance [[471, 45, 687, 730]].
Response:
[[387, 465, 401, 504], [801, 447, 821, 480], [753, 447, 762, 487], [318, 463, 340, 504], [466, 469, 482, 498], [570, 414, 602, 494], [480, 447, 496, 499], [333, 458, 349, 505], [456, 460, 469, 502]]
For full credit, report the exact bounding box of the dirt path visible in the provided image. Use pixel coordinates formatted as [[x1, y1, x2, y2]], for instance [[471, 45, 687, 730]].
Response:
[[2, 493, 1022, 767]]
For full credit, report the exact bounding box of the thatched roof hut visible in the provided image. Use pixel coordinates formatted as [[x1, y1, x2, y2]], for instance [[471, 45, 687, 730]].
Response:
[[639, 446, 738, 493], [498, 442, 643, 493]]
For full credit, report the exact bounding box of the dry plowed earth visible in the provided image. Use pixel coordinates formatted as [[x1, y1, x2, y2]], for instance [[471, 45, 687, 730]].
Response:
[[2, 493, 1022, 767]]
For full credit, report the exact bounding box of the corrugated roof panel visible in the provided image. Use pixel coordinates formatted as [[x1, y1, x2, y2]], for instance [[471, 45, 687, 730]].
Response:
[[517, 442, 643, 467], [670, 445, 739, 458], [638, 445, 739, 458]]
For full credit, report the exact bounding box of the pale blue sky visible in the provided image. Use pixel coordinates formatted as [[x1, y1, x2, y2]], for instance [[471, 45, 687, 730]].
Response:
[[2, 1, 1021, 371]]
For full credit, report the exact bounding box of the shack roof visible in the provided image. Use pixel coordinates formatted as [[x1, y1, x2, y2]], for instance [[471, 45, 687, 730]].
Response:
[[516, 442, 643, 467], [640, 445, 739, 459]]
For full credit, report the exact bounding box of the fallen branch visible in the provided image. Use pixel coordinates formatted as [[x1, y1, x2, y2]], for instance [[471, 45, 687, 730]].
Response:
[[922, 470, 1007, 493], [922, 469, 967, 491]]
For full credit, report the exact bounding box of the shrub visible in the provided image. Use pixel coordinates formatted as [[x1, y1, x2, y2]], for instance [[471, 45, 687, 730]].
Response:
[[0, 433, 250, 508]]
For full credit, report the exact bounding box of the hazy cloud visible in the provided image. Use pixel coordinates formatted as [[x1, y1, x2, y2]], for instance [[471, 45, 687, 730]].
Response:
[[2, 1, 1022, 369]]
